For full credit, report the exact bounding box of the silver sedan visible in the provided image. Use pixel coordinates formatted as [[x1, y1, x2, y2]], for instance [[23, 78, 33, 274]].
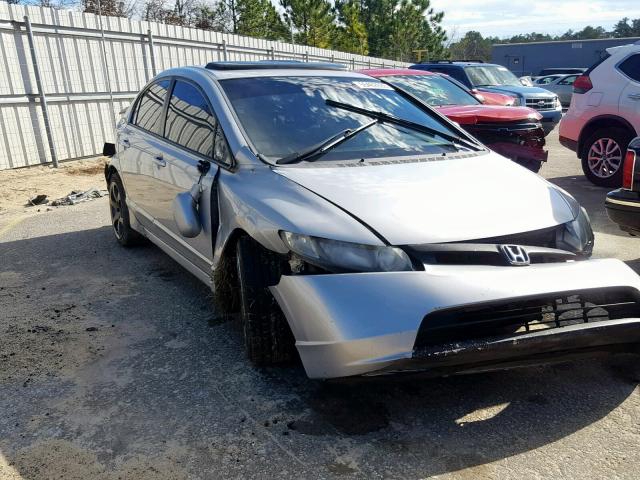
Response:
[[103, 62, 640, 379], [536, 74, 580, 106]]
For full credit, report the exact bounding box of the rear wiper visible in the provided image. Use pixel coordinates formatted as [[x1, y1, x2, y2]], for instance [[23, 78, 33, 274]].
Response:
[[276, 119, 378, 165], [325, 99, 481, 151]]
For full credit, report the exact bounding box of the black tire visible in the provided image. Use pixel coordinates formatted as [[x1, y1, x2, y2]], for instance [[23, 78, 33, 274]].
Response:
[[236, 236, 295, 365], [108, 172, 144, 247], [581, 128, 633, 188]]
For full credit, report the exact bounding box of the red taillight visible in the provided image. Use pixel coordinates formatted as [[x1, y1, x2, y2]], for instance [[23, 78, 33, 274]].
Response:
[[573, 75, 593, 94], [623, 150, 636, 190]]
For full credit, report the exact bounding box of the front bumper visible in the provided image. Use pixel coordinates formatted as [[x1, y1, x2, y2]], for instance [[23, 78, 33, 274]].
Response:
[[270, 259, 640, 379], [605, 188, 640, 235]]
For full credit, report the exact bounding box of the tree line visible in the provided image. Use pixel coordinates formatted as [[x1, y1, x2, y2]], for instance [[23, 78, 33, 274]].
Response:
[[449, 17, 640, 63], [11, 0, 448, 62]]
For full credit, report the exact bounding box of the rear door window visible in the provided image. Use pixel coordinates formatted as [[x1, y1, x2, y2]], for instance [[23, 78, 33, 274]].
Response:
[[164, 80, 217, 158], [132, 80, 171, 135], [618, 54, 640, 82]]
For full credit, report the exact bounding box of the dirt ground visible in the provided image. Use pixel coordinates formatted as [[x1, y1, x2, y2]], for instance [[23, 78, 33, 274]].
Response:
[[1, 134, 640, 479], [0, 158, 107, 218]]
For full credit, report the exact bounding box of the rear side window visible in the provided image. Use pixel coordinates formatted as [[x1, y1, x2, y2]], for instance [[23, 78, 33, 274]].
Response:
[[165, 80, 217, 157], [618, 54, 640, 82], [133, 80, 170, 135]]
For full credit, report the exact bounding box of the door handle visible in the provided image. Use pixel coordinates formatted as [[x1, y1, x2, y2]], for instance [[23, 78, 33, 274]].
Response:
[[152, 154, 166, 167], [119, 138, 130, 148], [629, 93, 640, 101]]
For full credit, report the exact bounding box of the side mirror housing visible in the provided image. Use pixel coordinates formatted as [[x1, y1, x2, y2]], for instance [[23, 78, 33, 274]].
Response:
[[173, 184, 202, 238]]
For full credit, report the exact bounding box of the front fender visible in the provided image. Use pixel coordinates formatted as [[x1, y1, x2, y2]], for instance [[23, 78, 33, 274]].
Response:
[[213, 165, 384, 266]]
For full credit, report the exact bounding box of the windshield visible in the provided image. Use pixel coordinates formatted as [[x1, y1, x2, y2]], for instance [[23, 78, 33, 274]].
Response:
[[380, 75, 479, 107], [465, 66, 521, 87], [219, 76, 464, 162]]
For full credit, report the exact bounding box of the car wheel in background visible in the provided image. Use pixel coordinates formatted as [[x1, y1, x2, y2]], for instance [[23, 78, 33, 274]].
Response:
[[581, 128, 632, 187], [236, 236, 295, 365], [108, 172, 144, 247]]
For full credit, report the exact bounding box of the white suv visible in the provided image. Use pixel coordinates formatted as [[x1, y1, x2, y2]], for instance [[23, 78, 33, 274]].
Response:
[[560, 41, 640, 187]]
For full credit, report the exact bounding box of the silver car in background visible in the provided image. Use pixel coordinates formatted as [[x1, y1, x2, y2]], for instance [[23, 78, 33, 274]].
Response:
[[104, 62, 640, 379], [536, 74, 580, 107]]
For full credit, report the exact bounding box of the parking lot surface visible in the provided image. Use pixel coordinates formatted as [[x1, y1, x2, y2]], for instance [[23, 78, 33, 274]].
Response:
[[1, 131, 639, 479]]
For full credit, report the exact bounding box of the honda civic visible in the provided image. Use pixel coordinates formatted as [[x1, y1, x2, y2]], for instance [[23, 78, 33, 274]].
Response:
[[103, 61, 640, 379]]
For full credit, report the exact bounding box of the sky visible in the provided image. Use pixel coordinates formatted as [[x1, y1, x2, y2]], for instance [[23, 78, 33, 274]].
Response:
[[429, 0, 640, 40]]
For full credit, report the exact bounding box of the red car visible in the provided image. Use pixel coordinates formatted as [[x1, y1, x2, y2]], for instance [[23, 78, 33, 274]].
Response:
[[360, 69, 548, 172]]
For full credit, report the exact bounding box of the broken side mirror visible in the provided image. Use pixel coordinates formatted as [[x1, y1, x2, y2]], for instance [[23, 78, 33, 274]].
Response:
[[172, 160, 211, 238]]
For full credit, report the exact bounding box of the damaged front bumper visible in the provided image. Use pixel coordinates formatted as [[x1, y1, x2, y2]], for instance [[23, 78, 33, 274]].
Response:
[[270, 259, 640, 379]]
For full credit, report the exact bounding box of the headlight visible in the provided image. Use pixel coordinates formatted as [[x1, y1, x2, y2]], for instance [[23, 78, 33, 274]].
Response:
[[556, 206, 594, 256], [511, 97, 521, 106], [280, 232, 414, 272], [554, 96, 562, 109]]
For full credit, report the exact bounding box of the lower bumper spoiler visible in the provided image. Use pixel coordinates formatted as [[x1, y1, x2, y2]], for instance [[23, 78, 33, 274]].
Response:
[[368, 318, 640, 378]]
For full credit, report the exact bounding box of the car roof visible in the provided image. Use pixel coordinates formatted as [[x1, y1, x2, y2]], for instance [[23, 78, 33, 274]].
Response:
[[155, 63, 372, 81], [359, 68, 434, 76], [416, 61, 497, 67]]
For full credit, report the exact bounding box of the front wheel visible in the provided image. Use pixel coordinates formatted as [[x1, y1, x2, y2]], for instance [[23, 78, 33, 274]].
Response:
[[581, 128, 632, 187], [236, 236, 295, 365]]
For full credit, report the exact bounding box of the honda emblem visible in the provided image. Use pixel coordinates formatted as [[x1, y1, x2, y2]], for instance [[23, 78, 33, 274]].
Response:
[[499, 245, 530, 266]]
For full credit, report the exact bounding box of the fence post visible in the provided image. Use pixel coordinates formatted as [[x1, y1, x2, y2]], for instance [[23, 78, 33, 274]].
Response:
[[24, 16, 58, 168], [304, 51, 309, 62], [147, 29, 157, 76], [222, 39, 228, 61], [351, 57, 355, 70], [270, 46, 275, 60]]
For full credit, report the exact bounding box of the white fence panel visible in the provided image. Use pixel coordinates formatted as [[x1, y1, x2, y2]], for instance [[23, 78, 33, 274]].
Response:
[[0, 1, 408, 170]]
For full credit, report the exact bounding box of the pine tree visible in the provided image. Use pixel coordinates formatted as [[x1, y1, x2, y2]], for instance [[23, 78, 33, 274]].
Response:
[[334, 0, 368, 55], [280, 0, 336, 48], [237, 0, 288, 40]]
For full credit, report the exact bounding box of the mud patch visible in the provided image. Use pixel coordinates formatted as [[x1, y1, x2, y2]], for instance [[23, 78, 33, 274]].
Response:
[[5, 440, 188, 480]]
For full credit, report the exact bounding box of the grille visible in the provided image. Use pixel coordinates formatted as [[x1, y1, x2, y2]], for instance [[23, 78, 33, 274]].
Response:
[[525, 97, 556, 111], [414, 287, 640, 350]]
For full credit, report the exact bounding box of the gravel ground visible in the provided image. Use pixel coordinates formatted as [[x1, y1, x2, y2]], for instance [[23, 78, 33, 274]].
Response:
[[0, 131, 639, 479]]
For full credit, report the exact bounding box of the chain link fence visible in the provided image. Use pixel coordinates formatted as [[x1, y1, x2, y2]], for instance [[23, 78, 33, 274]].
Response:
[[0, 2, 408, 170]]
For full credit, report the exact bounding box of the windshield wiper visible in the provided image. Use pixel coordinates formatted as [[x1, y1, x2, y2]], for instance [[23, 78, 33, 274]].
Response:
[[324, 99, 481, 151], [276, 119, 378, 165]]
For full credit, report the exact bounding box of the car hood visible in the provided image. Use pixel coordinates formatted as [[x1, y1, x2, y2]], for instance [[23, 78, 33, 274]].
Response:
[[438, 105, 542, 124], [274, 151, 574, 245], [479, 85, 556, 97]]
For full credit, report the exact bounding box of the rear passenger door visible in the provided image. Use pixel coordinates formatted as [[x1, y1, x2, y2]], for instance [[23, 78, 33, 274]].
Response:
[[618, 54, 640, 133], [119, 79, 172, 225], [151, 78, 232, 270]]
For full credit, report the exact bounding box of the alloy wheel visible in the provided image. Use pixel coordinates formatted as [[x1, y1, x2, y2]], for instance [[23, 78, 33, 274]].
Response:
[[109, 181, 124, 240], [587, 138, 623, 179]]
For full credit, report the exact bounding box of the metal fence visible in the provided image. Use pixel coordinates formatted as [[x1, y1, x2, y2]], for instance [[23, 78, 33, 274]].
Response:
[[0, 2, 408, 170]]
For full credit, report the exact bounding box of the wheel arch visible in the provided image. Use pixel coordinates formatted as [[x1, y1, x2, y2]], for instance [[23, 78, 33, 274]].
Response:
[[212, 227, 249, 315], [578, 115, 637, 158]]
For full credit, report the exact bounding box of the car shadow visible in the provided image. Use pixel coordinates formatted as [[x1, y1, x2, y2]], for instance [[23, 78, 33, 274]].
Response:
[[1, 225, 638, 478]]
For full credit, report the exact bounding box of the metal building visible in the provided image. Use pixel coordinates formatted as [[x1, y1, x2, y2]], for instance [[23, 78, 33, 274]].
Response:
[[491, 37, 640, 76]]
